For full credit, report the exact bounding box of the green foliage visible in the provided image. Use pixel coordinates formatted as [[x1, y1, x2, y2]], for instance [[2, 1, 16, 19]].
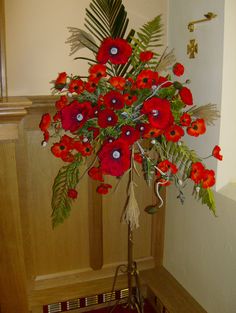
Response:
[[163, 141, 200, 179], [51, 161, 81, 227], [131, 15, 163, 69], [85, 0, 129, 41], [193, 187, 217, 216]]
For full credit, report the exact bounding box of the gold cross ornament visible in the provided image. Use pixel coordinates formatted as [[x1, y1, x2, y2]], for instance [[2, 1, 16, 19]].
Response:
[[187, 39, 198, 59]]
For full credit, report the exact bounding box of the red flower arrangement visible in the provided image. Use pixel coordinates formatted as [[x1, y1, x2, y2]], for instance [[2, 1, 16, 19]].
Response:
[[40, 0, 222, 227]]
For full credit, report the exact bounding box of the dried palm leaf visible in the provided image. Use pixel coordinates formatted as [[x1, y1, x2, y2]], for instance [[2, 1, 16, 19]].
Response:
[[155, 47, 176, 72], [188, 103, 220, 126], [66, 27, 98, 55]]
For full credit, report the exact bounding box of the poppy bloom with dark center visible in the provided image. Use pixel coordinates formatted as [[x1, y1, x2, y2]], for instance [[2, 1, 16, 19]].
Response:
[[120, 125, 140, 145], [51, 135, 74, 162], [98, 139, 131, 177], [187, 118, 206, 137], [164, 124, 184, 142], [180, 112, 192, 126], [97, 109, 118, 128], [61, 100, 92, 132], [68, 79, 84, 94], [141, 97, 173, 129], [124, 93, 138, 106], [190, 162, 205, 184], [89, 64, 107, 82], [97, 37, 132, 64], [136, 70, 159, 89], [109, 76, 126, 90], [104, 90, 125, 110]]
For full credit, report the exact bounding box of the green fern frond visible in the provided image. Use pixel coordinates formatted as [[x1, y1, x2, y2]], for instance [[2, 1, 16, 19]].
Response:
[[193, 187, 217, 216], [51, 161, 81, 227], [84, 0, 129, 42], [130, 15, 163, 69]]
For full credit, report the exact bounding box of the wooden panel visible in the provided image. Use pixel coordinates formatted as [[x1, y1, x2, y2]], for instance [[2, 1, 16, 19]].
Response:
[[0, 0, 7, 97], [0, 142, 29, 313]]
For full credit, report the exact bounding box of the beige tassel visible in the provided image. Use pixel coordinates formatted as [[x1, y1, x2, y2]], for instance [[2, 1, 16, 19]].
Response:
[[122, 181, 140, 230]]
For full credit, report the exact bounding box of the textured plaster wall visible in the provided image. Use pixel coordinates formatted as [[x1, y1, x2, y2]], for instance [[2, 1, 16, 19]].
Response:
[[4, 0, 167, 96], [165, 1, 236, 312]]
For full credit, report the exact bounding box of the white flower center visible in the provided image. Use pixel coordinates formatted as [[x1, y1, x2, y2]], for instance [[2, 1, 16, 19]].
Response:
[[76, 113, 84, 121], [107, 116, 112, 122], [110, 47, 118, 55], [112, 150, 121, 159], [152, 109, 159, 117], [126, 131, 131, 136], [111, 99, 117, 104], [83, 137, 89, 143], [140, 126, 144, 131]]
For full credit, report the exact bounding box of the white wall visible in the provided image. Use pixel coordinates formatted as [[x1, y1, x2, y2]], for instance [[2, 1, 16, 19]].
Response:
[[166, 1, 236, 312], [4, 0, 167, 96]]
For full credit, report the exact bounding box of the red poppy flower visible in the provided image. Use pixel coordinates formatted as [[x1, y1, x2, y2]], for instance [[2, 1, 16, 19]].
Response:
[[120, 125, 140, 145], [51, 141, 70, 159], [134, 153, 143, 164], [61, 100, 92, 132], [143, 126, 163, 139], [68, 79, 84, 94], [98, 109, 118, 128], [190, 162, 205, 184], [136, 70, 159, 89], [212, 145, 223, 161], [67, 189, 78, 199], [84, 80, 97, 93], [97, 37, 132, 64], [180, 113, 191, 126], [88, 166, 104, 182], [164, 124, 184, 142], [141, 97, 173, 129], [39, 113, 51, 132], [136, 123, 150, 138], [104, 90, 125, 110], [109, 76, 126, 90], [187, 119, 206, 137], [98, 139, 131, 177], [173, 62, 185, 76], [96, 183, 112, 195], [89, 64, 107, 82], [54, 72, 67, 90], [74, 141, 93, 156], [124, 93, 138, 106], [140, 51, 154, 62], [55, 95, 68, 111], [179, 87, 193, 105], [157, 160, 178, 175], [202, 169, 215, 188]]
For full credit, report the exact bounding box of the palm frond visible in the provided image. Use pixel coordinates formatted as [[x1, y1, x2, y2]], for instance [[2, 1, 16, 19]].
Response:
[[66, 27, 98, 55], [155, 48, 176, 72], [188, 103, 220, 126], [84, 0, 129, 42]]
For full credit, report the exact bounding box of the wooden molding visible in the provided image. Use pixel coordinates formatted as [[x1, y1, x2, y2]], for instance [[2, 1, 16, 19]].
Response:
[[0, 96, 32, 140], [0, 0, 7, 97]]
